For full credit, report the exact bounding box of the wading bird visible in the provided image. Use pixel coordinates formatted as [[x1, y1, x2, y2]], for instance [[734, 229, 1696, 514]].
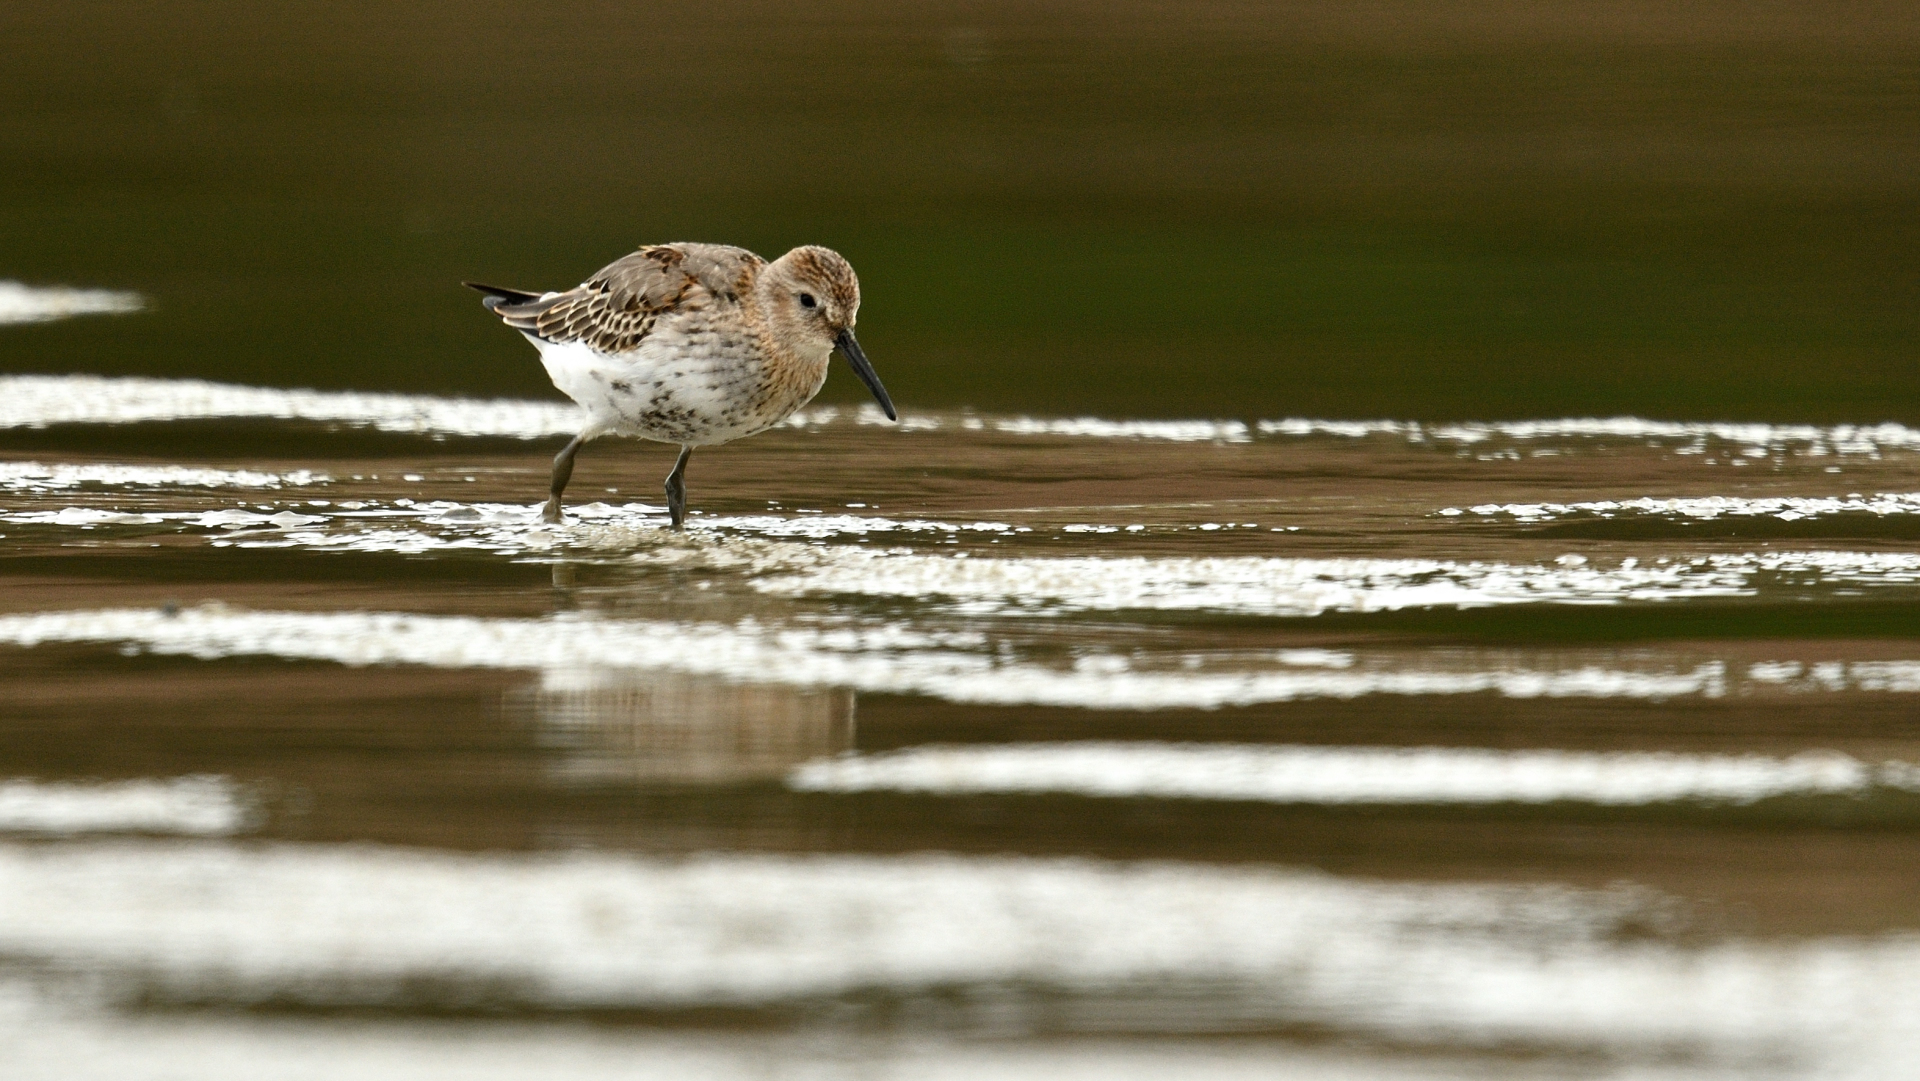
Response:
[[466, 243, 896, 527]]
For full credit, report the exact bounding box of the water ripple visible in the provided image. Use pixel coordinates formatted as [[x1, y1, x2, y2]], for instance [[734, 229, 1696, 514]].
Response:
[[749, 547, 1920, 616], [790, 743, 1920, 806], [7, 606, 1920, 710], [0, 840, 1912, 1071], [12, 376, 1920, 459], [0, 283, 144, 326], [1449, 492, 1920, 523], [0, 776, 248, 836], [0, 461, 327, 492]]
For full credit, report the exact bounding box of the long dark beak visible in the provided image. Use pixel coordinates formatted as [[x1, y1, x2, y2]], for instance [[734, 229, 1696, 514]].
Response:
[[835, 328, 897, 421]]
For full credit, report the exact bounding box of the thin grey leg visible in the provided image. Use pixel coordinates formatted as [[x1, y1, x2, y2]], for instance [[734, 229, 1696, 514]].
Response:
[[544, 434, 586, 523], [665, 445, 694, 529]]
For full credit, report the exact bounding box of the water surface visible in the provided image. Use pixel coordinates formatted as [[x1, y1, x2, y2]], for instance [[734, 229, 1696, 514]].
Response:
[[4, 368, 1920, 1077], [5, 4, 1919, 1076]]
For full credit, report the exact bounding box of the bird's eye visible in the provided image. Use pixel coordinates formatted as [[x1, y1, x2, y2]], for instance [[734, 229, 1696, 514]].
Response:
[[798, 293, 817, 309]]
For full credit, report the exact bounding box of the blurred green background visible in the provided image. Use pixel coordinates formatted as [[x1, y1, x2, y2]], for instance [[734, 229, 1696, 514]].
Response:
[[2, 0, 1915, 420]]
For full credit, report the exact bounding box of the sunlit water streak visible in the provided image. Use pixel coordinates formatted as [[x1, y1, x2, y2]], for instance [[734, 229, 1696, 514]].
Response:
[[0, 840, 1914, 1075], [987, 415, 1251, 442], [0, 378, 1248, 444], [8, 606, 1920, 711], [0, 283, 144, 326], [12, 491, 1920, 613], [10, 375, 1920, 457], [745, 547, 1920, 615], [0, 377, 1244, 443], [0, 777, 247, 836], [790, 743, 1920, 805], [1262, 416, 1920, 456], [0, 500, 1019, 555], [0, 1019, 1629, 1081], [0, 376, 580, 438], [1449, 493, 1920, 523], [0, 461, 327, 492]]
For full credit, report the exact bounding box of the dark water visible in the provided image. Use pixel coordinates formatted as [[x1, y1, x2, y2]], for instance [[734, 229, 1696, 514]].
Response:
[[5, 2, 1919, 418], [3, 4, 1920, 1078]]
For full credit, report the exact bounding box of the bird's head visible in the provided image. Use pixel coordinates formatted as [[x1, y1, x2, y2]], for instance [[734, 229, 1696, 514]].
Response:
[[762, 245, 895, 421]]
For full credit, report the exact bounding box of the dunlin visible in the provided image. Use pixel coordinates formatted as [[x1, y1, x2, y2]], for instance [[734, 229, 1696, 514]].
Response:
[[466, 243, 896, 527]]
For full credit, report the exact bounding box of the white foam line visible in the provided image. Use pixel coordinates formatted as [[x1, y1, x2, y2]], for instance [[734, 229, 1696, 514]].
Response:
[[9, 606, 1920, 711], [17, 491, 1920, 616], [0, 500, 1016, 559], [0, 1026, 1585, 1081], [1260, 415, 1920, 455], [0, 841, 1916, 1071], [0, 777, 247, 836], [0, 376, 1250, 444], [0, 375, 1240, 444], [0, 376, 580, 439], [1451, 493, 1920, 523], [10, 374, 1915, 456], [990, 416, 1252, 443], [1258, 418, 1422, 440], [0, 283, 144, 326], [4, 507, 333, 530], [692, 512, 1014, 538], [791, 404, 1248, 440], [0, 461, 327, 492], [790, 743, 1920, 806], [0, 606, 1001, 693], [751, 547, 1920, 617]]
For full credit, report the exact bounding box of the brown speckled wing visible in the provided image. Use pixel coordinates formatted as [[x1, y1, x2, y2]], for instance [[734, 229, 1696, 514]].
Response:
[[489, 243, 764, 355]]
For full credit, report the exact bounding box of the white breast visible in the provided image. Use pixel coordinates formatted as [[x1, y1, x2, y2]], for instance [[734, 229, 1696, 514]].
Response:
[[527, 317, 800, 446]]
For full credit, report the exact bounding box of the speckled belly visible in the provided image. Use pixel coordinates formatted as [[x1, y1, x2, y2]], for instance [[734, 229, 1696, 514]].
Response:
[[535, 330, 827, 446]]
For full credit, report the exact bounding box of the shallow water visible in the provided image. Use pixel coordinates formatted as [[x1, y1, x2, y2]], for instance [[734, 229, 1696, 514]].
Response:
[[3, 362, 1920, 1078], [6, 3, 1920, 1072]]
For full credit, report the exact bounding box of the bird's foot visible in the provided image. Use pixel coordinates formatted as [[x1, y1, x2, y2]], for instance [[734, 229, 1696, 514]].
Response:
[[541, 498, 565, 524]]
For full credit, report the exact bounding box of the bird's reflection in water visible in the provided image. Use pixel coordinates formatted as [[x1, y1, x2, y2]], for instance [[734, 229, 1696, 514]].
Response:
[[516, 668, 854, 785]]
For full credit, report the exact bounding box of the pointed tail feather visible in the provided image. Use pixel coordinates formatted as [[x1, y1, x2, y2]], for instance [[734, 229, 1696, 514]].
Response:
[[463, 281, 542, 311]]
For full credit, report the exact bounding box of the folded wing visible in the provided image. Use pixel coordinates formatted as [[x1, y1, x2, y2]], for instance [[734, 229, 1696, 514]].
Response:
[[470, 243, 764, 355]]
